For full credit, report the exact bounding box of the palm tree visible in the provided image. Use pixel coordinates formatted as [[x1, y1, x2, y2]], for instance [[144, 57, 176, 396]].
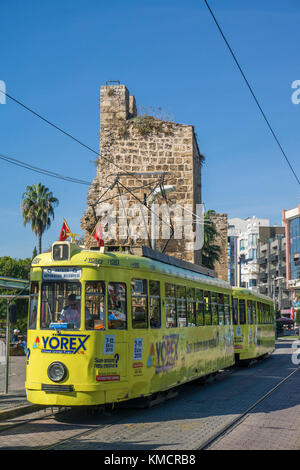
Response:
[[21, 183, 59, 254], [202, 210, 221, 270]]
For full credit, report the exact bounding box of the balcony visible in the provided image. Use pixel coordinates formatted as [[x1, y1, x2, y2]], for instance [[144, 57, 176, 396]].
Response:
[[258, 257, 267, 265], [259, 272, 267, 281], [270, 253, 278, 263]]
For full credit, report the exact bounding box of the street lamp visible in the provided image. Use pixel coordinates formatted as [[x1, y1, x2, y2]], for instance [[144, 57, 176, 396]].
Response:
[[151, 185, 175, 251]]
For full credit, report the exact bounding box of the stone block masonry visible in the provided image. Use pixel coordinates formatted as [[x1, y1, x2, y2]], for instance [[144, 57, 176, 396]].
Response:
[[81, 84, 204, 264]]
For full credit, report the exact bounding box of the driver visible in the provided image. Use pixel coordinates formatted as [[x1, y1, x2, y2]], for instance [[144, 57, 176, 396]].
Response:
[[60, 294, 83, 328]]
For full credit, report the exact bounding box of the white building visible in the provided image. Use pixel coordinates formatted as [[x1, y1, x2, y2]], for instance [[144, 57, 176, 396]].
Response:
[[228, 216, 270, 289]]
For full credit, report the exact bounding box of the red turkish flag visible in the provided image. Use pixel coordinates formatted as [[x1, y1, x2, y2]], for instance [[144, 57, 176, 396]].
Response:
[[94, 223, 104, 247], [59, 221, 71, 241]]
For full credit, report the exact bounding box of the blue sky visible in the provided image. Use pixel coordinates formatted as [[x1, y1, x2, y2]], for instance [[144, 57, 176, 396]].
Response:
[[0, 0, 300, 259]]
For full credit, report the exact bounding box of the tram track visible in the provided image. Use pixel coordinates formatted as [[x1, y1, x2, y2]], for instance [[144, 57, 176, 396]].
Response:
[[0, 348, 296, 450], [198, 364, 300, 450]]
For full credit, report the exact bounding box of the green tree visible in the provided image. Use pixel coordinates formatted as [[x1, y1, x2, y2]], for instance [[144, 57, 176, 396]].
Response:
[[21, 183, 59, 254], [201, 210, 221, 270]]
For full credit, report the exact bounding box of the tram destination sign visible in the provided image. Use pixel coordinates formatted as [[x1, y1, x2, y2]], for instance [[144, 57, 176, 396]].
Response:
[[42, 267, 82, 280]]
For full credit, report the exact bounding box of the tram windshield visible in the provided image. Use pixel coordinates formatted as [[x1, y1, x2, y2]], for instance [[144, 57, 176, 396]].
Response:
[[41, 281, 81, 329]]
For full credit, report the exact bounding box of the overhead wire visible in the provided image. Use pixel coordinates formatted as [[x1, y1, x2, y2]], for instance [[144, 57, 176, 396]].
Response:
[[0, 152, 91, 186], [0, 88, 146, 186], [203, 0, 300, 186]]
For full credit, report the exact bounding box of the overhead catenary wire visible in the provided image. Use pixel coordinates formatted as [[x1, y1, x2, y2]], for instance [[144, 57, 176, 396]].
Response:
[[0, 152, 91, 186], [203, 0, 300, 186], [0, 85, 219, 233], [0, 88, 146, 186]]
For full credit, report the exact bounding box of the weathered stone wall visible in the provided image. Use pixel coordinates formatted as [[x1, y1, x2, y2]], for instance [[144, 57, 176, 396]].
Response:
[[208, 213, 228, 282], [81, 84, 204, 264]]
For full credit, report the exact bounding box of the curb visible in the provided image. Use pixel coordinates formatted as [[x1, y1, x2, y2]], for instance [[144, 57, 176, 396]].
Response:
[[0, 404, 44, 420]]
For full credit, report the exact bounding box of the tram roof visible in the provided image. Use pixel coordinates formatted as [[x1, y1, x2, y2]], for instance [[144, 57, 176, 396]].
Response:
[[32, 243, 231, 290], [232, 286, 273, 303], [32, 243, 274, 302]]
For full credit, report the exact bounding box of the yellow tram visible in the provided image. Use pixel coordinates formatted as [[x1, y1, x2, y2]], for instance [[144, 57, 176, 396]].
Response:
[[232, 287, 275, 363], [25, 241, 274, 407]]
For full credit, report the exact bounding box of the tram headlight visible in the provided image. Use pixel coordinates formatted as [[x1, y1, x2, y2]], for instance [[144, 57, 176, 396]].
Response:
[[47, 362, 67, 383]]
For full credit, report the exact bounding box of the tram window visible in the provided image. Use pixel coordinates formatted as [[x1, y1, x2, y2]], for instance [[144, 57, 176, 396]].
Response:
[[108, 282, 127, 329], [196, 302, 204, 326], [187, 287, 195, 299], [176, 285, 187, 328], [85, 282, 105, 330], [195, 289, 204, 326], [195, 289, 203, 301], [149, 280, 161, 328], [41, 282, 81, 329], [131, 279, 148, 329], [187, 300, 195, 326], [166, 283, 176, 328], [266, 304, 271, 323], [203, 291, 212, 325], [239, 299, 246, 325], [187, 288, 196, 326], [270, 305, 274, 323], [232, 298, 238, 325], [224, 295, 231, 325], [28, 282, 39, 329], [165, 283, 175, 297], [211, 292, 218, 325], [262, 304, 266, 324], [252, 301, 257, 324], [247, 300, 253, 324], [218, 293, 224, 325]]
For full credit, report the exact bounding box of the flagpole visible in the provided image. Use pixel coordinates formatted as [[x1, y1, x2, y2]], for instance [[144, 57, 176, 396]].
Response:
[[85, 220, 99, 247]]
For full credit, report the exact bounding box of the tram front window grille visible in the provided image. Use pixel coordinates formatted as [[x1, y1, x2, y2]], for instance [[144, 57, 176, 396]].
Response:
[[85, 281, 105, 330], [108, 282, 127, 329]]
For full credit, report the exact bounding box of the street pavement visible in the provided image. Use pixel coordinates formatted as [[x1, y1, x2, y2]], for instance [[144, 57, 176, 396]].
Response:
[[0, 340, 299, 450], [0, 356, 40, 418]]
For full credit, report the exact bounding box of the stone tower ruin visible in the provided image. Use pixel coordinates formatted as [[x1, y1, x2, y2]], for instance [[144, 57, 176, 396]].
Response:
[[81, 83, 204, 264]]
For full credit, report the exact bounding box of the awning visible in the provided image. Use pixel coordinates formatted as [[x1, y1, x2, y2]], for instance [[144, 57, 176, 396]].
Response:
[[0, 276, 29, 290]]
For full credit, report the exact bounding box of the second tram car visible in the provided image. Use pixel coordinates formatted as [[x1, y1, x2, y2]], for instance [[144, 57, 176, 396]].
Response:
[[25, 241, 275, 407], [232, 287, 275, 363]]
